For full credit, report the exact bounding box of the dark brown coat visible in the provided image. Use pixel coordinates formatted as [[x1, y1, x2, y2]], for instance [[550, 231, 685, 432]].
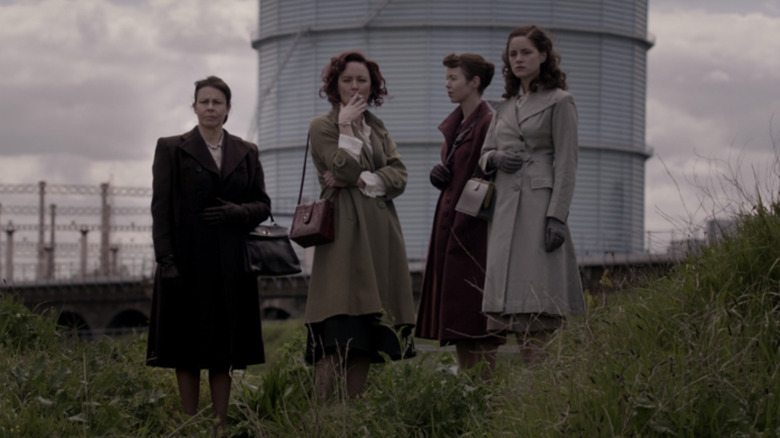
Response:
[[146, 127, 271, 370], [415, 101, 497, 344]]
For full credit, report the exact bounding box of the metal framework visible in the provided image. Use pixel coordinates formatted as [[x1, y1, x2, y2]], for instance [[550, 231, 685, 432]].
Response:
[[0, 181, 153, 283]]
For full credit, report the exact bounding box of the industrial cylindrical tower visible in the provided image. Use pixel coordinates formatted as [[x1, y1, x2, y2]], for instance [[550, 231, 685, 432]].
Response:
[[251, 0, 653, 261]]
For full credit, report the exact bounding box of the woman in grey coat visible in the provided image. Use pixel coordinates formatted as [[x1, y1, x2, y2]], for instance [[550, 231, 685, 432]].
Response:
[[479, 25, 585, 364]]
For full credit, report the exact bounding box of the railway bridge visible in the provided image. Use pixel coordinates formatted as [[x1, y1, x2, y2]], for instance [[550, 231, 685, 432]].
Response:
[[0, 180, 691, 338], [3, 252, 680, 338]]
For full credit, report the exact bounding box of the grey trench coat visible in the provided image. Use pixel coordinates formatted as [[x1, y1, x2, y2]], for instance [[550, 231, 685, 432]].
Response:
[[304, 108, 416, 327], [478, 88, 584, 317]]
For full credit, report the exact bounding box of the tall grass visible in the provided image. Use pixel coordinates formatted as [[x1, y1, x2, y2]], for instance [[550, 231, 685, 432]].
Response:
[[2, 201, 780, 436]]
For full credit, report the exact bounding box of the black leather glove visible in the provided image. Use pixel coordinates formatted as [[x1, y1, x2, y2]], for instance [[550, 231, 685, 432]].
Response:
[[200, 198, 249, 226], [545, 217, 567, 252], [157, 254, 180, 279], [488, 150, 523, 173], [429, 163, 452, 190]]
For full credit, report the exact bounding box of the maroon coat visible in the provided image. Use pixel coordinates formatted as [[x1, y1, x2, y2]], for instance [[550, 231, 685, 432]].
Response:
[[416, 102, 500, 344], [146, 127, 271, 370]]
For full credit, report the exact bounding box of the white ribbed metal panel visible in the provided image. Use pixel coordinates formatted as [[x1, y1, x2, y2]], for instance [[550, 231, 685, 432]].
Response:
[[253, 0, 652, 258]]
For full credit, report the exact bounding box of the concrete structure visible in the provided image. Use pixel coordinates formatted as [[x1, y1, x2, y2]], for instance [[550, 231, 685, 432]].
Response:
[[4, 256, 676, 336], [251, 0, 653, 261]]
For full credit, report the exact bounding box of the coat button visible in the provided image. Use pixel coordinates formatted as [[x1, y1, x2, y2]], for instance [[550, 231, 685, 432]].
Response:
[[378, 200, 386, 209]]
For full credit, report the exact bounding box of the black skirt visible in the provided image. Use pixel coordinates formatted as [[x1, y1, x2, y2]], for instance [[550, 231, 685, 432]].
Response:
[[305, 313, 416, 364]]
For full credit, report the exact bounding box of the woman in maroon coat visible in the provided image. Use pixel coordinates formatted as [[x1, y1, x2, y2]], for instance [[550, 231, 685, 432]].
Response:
[[416, 53, 503, 376], [146, 76, 270, 430]]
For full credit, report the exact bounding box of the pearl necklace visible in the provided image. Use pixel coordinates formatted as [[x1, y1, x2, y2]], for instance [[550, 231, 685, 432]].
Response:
[[205, 132, 223, 150]]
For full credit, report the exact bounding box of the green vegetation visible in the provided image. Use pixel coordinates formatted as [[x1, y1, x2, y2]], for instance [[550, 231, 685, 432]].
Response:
[[1, 201, 779, 437]]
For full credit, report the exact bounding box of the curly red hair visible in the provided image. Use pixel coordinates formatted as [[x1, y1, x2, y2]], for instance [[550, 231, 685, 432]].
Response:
[[319, 51, 388, 107]]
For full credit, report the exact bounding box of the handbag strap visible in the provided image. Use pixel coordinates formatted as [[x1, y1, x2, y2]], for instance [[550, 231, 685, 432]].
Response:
[[297, 133, 340, 205], [296, 133, 311, 205], [444, 119, 478, 165]]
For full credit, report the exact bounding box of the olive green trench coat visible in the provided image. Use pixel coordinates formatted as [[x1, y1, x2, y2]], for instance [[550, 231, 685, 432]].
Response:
[[304, 108, 416, 327]]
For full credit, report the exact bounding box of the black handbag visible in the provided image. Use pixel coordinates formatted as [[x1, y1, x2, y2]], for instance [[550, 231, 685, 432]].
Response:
[[245, 213, 302, 277]]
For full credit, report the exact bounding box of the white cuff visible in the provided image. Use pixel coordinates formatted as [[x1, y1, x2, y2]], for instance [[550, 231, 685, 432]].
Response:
[[338, 134, 363, 161], [359, 171, 386, 198]]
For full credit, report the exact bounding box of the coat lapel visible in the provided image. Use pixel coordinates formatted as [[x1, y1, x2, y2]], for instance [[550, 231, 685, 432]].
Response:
[[365, 111, 388, 171], [457, 101, 490, 145], [438, 107, 463, 160], [326, 108, 375, 169], [515, 88, 559, 125], [220, 129, 251, 179], [178, 127, 250, 179], [495, 98, 523, 138], [179, 128, 220, 175], [438, 102, 491, 163]]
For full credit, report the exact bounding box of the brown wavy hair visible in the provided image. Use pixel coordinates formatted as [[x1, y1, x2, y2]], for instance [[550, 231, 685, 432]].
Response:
[[319, 51, 388, 107], [501, 25, 567, 98], [442, 52, 495, 95]]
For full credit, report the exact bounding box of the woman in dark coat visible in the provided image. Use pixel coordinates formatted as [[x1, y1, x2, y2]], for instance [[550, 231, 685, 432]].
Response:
[[416, 53, 503, 376], [146, 75, 271, 430]]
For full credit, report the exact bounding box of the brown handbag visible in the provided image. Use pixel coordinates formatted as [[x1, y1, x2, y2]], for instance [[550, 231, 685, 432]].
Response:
[[289, 134, 338, 248]]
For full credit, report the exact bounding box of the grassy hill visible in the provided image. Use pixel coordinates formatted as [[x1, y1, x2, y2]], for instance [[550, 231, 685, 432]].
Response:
[[1, 202, 779, 437]]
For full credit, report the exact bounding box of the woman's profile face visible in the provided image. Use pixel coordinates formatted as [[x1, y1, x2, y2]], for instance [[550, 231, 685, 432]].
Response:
[[445, 66, 478, 105], [338, 61, 372, 105], [193, 86, 230, 129], [507, 36, 547, 85]]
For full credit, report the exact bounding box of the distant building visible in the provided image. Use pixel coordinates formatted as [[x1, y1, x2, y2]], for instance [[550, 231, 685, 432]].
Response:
[[251, 0, 653, 262]]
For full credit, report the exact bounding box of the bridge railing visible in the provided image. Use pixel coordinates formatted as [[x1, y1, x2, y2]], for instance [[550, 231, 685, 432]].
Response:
[[2, 259, 155, 284]]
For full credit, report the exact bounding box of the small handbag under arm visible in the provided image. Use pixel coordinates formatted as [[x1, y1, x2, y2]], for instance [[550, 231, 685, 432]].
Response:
[[289, 134, 338, 247]]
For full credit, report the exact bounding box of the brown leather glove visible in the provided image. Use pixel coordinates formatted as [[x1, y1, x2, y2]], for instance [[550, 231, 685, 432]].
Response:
[[157, 254, 180, 279], [429, 163, 452, 190]]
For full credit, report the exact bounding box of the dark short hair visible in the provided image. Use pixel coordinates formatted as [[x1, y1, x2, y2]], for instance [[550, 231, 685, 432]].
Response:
[[501, 25, 567, 98], [442, 53, 495, 94], [193, 75, 232, 123], [319, 51, 388, 107]]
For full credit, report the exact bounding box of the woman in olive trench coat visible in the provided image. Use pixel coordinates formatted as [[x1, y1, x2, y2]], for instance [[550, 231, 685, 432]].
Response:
[[304, 51, 416, 400], [146, 76, 271, 429], [479, 26, 584, 364]]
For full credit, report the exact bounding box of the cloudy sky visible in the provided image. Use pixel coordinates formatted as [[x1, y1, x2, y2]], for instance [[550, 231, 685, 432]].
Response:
[[1, 0, 779, 250]]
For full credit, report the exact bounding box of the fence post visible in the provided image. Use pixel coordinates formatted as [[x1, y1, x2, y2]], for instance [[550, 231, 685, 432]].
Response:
[[100, 183, 110, 277], [80, 226, 89, 279], [5, 223, 15, 283], [37, 181, 46, 280]]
